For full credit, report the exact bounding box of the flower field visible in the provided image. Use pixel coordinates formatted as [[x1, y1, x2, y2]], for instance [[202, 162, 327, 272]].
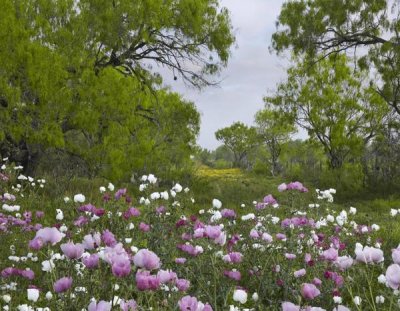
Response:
[[1, 159, 400, 311]]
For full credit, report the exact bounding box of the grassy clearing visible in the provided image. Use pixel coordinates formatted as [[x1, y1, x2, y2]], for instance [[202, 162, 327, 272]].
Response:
[[192, 167, 400, 247]]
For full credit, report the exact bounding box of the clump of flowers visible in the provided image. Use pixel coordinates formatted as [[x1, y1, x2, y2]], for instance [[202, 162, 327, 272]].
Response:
[[1, 164, 400, 310]]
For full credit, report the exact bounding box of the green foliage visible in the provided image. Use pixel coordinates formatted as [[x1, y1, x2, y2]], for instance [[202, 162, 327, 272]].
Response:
[[213, 159, 232, 169], [193, 166, 281, 207], [215, 122, 259, 168], [265, 54, 388, 170], [280, 140, 326, 182], [250, 146, 272, 175], [214, 145, 234, 163], [254, 108, 296, 176], [0, 0, 234, 180], [270, 0, 400, 195], [272, 0, 400, 117], [195, 145, 234, 168]]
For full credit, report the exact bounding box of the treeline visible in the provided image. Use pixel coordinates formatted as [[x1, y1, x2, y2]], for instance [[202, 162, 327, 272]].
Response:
[[198, 133, 400, 196], [197, 0, 400, 197], [201, 55, 400, 196]]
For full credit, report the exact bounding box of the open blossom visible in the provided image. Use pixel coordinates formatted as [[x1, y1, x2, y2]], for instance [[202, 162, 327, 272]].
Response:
[[305, 253, 313, 266], [355, 244, 384, 263], [204, 225, 226, 245], [42, 260, 55, 272], [112, 256, 131, 278], [135, 270, 160, 291], [178, 296, 213, 311], [353, 296, 362, 305], [263, 194, 277, 205], [276, 233, 287, 241], [73, 194, 85, 203], [322, 248, 338, 261], [60, 241, 84, 259], [378, 274, 386, 284], [294, 269, 306, 278], [312, 278, 322, 286], [55, 209, 64, 220], [29, 237, 44, 250], [1, 267, 34, 280], [82, 233, 101, 250], [285, 253, 296, 260], [133, 249, 160, 270], [120, 299, 137, 311], [88, 300, 111, 311], [233, 289, 247, 304], [74, 215, 89, 227], [349, 206, 357, 214], [177, 244, 203, 256], [147, 174, 157, 184], [392, 247, 400, 264], [212, 199, 222, 209], [150, 192, 160, 200], [386, 264, 400, 289], [176, 278, 190, 291], [301, 283, 321, 300], [139, 222, 151, 232], [282, 302, 300, 311], [31, 227, 64, 248], [222, 252, 243, 264], [335, 256, 353, 270], [101, 230, 117, 247], [123, 207, 140, 219], [262, 233, 273, 243], [157, 269, 177, 284], [250, 229, 260, 239], [53, 277, 72, 293], [82, 254, 99, 269], [224, 270, 241, 281], [27, 288, 39, 302], [241, 213, 255, 221], [175, 257, 187, 264], [173, 183, 183, 193], [287, 181, 308, 192], [221, 208, 236, 218], [278, 183, 287, 192], [115, 188, 127, 200]]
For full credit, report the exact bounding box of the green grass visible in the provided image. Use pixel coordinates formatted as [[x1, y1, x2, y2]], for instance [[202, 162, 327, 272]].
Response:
[[191, 166, 281, 208], [192, 167, 400, 246]]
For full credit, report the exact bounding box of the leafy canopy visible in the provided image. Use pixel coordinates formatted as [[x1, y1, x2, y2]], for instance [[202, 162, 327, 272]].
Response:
[[215, 122, 259, 168], [272, 0, 400, 116], [265, 54, 388, 169], [254, 109, 295, 175], [0, 0, 235, 179]]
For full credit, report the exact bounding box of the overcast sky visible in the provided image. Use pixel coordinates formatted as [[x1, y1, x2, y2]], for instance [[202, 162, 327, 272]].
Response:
[[164, 0, 288, 150]]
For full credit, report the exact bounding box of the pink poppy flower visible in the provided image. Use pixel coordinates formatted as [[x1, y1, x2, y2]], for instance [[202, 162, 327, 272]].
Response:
[[53, 277, 72, 293], [133, 249, 160, 270], [301, 283, 321, 300]]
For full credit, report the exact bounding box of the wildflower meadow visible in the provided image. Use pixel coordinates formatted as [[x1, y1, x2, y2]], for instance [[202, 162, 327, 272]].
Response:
[[1, 159, 400, 311], [2, 0, 400, 310]]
